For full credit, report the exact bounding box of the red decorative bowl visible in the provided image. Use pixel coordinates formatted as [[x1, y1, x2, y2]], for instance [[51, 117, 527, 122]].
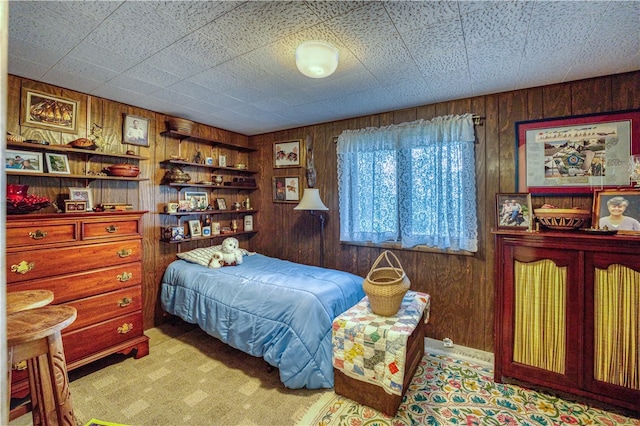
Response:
[[6, 185, 50, 214]]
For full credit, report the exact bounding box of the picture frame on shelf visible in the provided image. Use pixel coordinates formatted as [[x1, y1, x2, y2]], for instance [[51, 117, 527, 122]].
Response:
[[68, 187, 93, 211], [64, 200, 87, 213], [216, 198, 227, 210], [273, 176, 300, 203], [188, 220, 202, 237], [202, 226, 211, 237], [593, 189, 640, 234], [6, 149, 44, 174], [515, 109, 640, 194], [495, 193, 532, 230], [45, 152, 71, 174], [122, 114, 149, 147], [184, 191, 209, 211], [20, 88, 78, 133], [273, 139, 305, 168]]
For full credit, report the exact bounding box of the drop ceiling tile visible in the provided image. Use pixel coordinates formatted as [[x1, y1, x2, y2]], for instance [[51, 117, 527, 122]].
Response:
[[303, 1, 367, 22], [326, 2, 396, 44], [107, 74, 162, 96], [67, 41, 140, 74], [168, 80, 222, 101], [400, 18, 465, 56], [460, 1, 532, 47], [384, 1, 459, 34], [414, 47, 468, 76], [7, 55, 50, 81], [147, 88, 197, 106], [169, 31, 235, 69], [9, 13, 86, 55], [39, 69, 105, 96], [348, 34, 412, 69], [8, 39, 62, 69], [154, 1, 243, 31], [141, 50, 210, 80], [46, 56, 118, 84], [124, 63, 182, 88], [107, 2, 192, 45], [528, 1, 607, 29], [250, 97, 291, 113], [85, 21, 158, 61]]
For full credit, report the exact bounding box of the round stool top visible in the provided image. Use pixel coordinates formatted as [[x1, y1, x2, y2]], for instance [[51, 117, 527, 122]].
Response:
[[7, 305, 77, 346], [7, 290, 54, 314]]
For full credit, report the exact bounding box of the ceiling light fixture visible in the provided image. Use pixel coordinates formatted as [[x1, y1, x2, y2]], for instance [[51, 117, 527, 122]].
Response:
[[295, 41, 339, 79]]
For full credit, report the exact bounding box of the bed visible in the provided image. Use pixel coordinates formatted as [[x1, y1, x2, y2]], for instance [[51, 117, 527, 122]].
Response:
[[161, 249, 365, 389]]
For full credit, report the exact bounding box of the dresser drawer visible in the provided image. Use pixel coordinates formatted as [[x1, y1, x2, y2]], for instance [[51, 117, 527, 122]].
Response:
[[65, 286, 142, 332], [8, 262, 142, 304], [82, 218, 141, 240], [63, 311, 143, 364], [6, 240, 142, 284], [6, 222, 77, 248]]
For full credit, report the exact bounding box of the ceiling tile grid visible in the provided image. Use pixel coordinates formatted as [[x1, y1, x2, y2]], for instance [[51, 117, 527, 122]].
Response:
[[8, 0, 639, 136]]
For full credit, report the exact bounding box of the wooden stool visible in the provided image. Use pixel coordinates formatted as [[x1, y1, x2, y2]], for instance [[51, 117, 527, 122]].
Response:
[[7, 290, 54, 314], [7, 305, 77, 426]]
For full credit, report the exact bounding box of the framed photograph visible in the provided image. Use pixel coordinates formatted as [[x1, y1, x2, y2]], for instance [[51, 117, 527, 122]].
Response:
[[496, 193, 532, 230], [273, 176, 300, 203], [64, 200, 87, 213], [274, 139, 305, 168], [45, 153, 71, 174], [20, 88, 78, 133], [593, 189, 640, 234], [122, 114, 149, 147], [184, 191, 209, 211], [188, 220, 202, 237], [516, 109, 640, 194], [68, 187, 94, 211], [5, 149, 44, 174], [216, 198, 227, 210]]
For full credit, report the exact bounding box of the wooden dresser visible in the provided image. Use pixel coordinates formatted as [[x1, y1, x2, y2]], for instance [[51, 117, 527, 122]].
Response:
[[6, 211, 149, 400]]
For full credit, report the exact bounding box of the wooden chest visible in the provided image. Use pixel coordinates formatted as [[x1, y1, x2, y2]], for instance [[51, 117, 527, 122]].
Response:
[[7, 211, 149, 401], [334, 314, 426, 417]]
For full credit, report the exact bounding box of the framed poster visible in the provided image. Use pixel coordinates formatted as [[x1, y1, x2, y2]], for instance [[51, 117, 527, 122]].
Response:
[[6, 149, 44, 173], [495, 193, 532, 230], [45, 153, 71, 174], [516, 109, 640, 194], [123, 114, 149, 147], [273, 139, 305, 168], [273, 176, 300, 203], [21, 88, 78, 133], [593, 189, 640, 234]]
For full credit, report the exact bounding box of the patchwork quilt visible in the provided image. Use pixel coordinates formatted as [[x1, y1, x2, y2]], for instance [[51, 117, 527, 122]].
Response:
[[332, 291, 430, 395]]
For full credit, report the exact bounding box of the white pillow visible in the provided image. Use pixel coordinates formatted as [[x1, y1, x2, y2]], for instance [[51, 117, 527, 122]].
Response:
[[176, 245, 255, 268]]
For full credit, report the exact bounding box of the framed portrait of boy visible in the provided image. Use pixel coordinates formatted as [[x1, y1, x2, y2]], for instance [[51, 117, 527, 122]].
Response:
[[123, 114, 149, 147]]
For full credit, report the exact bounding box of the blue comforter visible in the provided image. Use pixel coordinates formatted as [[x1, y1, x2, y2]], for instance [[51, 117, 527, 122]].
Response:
[[161, 254, 365, 389]]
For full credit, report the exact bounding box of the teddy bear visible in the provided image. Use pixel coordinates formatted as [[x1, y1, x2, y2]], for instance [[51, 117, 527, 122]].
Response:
[[209, 237, 245, 268]]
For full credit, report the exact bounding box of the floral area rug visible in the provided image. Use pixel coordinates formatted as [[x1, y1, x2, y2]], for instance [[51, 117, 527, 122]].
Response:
[[297, 352, 640, 425]]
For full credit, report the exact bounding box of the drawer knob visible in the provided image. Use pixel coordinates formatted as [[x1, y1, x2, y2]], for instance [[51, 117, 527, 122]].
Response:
[[106, 225, 119, 233], [29, 230, 48, 240], [117, 249, 133, 258], [11, 260, 35, 275], [117, 271, 133, 282], [117, 323, 134, 334], [118, 297, 132, 308]]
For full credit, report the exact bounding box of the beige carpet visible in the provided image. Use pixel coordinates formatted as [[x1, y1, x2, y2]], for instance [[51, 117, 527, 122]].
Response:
[[10, 323, 328, 426]]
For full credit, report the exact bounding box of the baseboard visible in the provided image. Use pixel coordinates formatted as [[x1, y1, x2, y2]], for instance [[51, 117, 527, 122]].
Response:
[[424, 337, 494, 368]]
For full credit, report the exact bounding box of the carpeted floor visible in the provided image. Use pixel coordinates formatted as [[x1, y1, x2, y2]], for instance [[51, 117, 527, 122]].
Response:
[[10, 326, 639, 426]]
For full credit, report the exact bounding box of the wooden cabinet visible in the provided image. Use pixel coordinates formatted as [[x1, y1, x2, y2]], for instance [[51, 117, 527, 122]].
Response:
[[7, 211, 149, 400], [159, 130, 258, 246], [495, 231, 640, 414]]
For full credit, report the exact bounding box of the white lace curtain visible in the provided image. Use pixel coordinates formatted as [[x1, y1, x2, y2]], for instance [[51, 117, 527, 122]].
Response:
[[337, 113, 478, 252]]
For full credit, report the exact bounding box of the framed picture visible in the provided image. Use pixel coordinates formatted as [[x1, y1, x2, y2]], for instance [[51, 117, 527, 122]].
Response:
[[5, 149, 44, 173], [184, 191, 209, 211], [273, 176, 300, 203], [496, 193, 532, 230], [274, 139, 305, 168], [122, 114, 149, 147], [202, 226, 211, 237], [64, 200, 87, 213], [20, 88, 78, 133], [593, 189, 640, 234], [516, 109, 640, 194], [216, 198, 227, 210], [45, 153, 71, 174], [188, 220, 202, 237], [69, 187, 94, 211]]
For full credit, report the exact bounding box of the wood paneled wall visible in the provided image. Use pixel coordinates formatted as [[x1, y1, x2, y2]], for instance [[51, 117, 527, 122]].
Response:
[[6, 71, 639, 353]]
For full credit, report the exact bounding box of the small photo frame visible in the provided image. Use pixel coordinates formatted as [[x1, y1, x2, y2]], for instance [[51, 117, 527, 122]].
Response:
[[219, 155, 227, 167], [273, 176, 300, 203], [188, 220, 202, 237], [216, 198, 227, 210], [21, 88, 78, 133], [123, 114, 149, 147], [274, 139, 305, 168], [593, 189, 640, 234], [496, 193, 532, 230], [202, 226, 211, 236], [64, 200, 87, 213], [6, 149, 44, 173], [184, 191, 209, 211], [69, 187, 94, 211], [45, 153, 71, 174]]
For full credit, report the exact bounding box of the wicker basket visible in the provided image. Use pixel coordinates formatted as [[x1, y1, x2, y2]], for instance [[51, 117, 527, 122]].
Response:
[[534, 208, 591, 230], [167, 117, 195, 134], [363, 251, 410, 316]]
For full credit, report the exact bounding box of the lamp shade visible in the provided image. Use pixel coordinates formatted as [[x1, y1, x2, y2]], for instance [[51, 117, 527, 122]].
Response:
[[295, 41, 338, 78], [294, 188, 329, 211]]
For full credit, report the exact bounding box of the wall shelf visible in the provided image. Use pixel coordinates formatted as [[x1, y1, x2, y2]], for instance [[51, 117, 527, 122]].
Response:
[[160, 159, 258, 174], [160, 209, 257, 216], [7, 141, 149, 160], [161, 230, 257, 244], [163, 182, 257, 190], [160, 130, 258, 153], [6, 170, 149, 182]]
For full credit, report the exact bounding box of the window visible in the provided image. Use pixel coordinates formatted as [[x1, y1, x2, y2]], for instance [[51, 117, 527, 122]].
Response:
[[337, 114, 478, 252]]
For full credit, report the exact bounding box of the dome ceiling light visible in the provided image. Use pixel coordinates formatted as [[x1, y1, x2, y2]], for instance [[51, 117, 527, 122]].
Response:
[[295, 41, 339, 78]]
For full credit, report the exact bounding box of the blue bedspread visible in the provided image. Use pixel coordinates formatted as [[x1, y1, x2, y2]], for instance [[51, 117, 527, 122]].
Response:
[[161, 254, 365, 389]]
